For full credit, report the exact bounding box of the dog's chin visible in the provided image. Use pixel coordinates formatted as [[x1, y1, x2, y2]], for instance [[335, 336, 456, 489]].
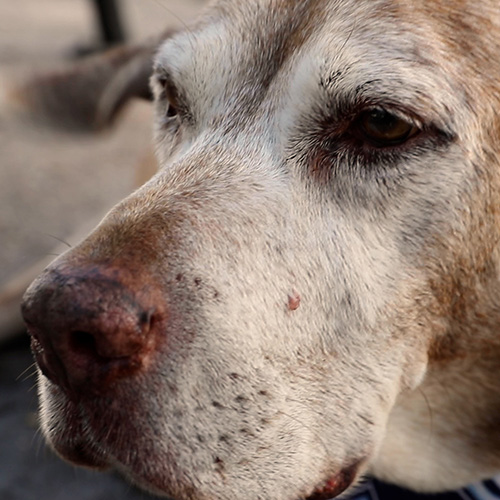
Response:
[[50, 426, 362, 500], [54, 442, 361, 500], [42, 380, 365, 500], [51, 438, 109, 470]]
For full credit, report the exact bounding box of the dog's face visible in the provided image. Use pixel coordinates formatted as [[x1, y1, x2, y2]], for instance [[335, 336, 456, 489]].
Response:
[[21, 1, 500, 499]]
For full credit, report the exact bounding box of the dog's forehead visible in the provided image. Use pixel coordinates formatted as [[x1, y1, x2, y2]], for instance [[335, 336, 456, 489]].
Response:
[[157, 0, 393, 81], [158, 0, 498, 73], [154, 0, 500, 134]]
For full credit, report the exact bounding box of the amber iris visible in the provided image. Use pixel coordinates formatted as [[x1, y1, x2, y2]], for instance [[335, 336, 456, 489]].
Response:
[[357, 108, 419, 146]]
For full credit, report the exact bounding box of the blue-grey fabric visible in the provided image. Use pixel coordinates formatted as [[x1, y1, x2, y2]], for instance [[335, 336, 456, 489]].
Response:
[[346, 477, 500, 500]]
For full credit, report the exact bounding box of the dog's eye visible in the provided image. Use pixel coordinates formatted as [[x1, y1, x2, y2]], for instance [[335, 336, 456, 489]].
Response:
[[157, 76, 181, 119], [355, 108, 419, 146], [164, 82, 180, 118]]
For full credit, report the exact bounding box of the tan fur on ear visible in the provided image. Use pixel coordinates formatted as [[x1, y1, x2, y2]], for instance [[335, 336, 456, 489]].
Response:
[[10, 31, 174, 132]]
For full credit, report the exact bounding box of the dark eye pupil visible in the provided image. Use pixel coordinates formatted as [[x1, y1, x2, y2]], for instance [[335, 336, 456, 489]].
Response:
[[166, 104, 178, 118], [366, 109, 398, 133], [159, 78, 180, 119], [359, 108, 416, 146]]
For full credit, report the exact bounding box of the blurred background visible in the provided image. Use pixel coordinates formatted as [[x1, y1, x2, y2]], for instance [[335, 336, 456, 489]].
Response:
[[0, 1, 200, 498]]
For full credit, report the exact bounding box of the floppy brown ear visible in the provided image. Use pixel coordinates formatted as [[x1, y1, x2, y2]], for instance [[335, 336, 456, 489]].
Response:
[[10, 31, 173, 131]]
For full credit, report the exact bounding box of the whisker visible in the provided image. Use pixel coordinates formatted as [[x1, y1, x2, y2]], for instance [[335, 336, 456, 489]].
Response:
[[337, 17, 358, 62], [279, 406, 330, 459], [16, 361, 38, 382], [33, 428, 47, 461], [21, 369, 39, 383], [147, 0, 198, 56], [148, 0, 193, 35], [417, 387, 434, 439], [43, 233, 72, 248], [28, 381, 39, 393]]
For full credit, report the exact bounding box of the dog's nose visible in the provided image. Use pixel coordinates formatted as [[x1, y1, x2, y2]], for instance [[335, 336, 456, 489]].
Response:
[[21, 266, 163, 394]]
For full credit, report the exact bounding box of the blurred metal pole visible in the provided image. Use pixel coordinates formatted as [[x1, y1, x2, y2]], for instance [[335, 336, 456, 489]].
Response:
[[94, 0, 127, 45]]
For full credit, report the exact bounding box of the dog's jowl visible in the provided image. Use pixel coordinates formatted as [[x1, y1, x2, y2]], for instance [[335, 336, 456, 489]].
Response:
[[21, 1, 500, 499]]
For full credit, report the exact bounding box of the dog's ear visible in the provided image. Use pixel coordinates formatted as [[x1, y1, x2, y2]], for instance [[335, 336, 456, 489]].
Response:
[[9, 32, 173, 132]]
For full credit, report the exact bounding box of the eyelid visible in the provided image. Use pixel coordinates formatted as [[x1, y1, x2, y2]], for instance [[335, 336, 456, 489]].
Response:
[[152, 70, 191, 124], [152, 71, 175, 98], [376, 108, 423, 131], [164, 79, 181, 109]]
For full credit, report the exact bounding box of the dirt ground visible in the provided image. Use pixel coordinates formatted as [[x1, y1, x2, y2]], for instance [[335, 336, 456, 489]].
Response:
[[0, 1, 200, 499]]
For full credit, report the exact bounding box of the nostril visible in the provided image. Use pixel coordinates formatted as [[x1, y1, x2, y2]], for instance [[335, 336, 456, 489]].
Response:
[[70, 331, 99, 359], [139, 310, 151, 326]]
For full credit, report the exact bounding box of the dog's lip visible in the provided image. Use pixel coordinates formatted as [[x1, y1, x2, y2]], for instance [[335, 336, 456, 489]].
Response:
[[305, 461, 361, 500], [43, 390, 110, 470], [54, 437, 109, 469]]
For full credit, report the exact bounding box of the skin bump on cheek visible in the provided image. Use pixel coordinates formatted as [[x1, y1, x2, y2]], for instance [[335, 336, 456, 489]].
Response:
[[287, 290, 301, 311]]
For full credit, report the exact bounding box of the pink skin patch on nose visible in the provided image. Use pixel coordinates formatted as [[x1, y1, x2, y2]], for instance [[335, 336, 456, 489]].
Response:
[[287, 290, 301, 311]]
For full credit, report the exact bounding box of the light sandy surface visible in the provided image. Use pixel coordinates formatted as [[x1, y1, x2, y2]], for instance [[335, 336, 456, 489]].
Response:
[[0, 2, 201, 499]]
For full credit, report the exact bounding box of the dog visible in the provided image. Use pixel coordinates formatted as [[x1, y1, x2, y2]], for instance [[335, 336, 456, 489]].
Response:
[[20, 0, 500, 499]]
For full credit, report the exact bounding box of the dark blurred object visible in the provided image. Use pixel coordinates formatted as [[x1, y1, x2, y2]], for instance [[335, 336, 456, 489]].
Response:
[[75, 0, 127, 57], [94, 0, 126, 46], [11, 35, 166, 131]]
